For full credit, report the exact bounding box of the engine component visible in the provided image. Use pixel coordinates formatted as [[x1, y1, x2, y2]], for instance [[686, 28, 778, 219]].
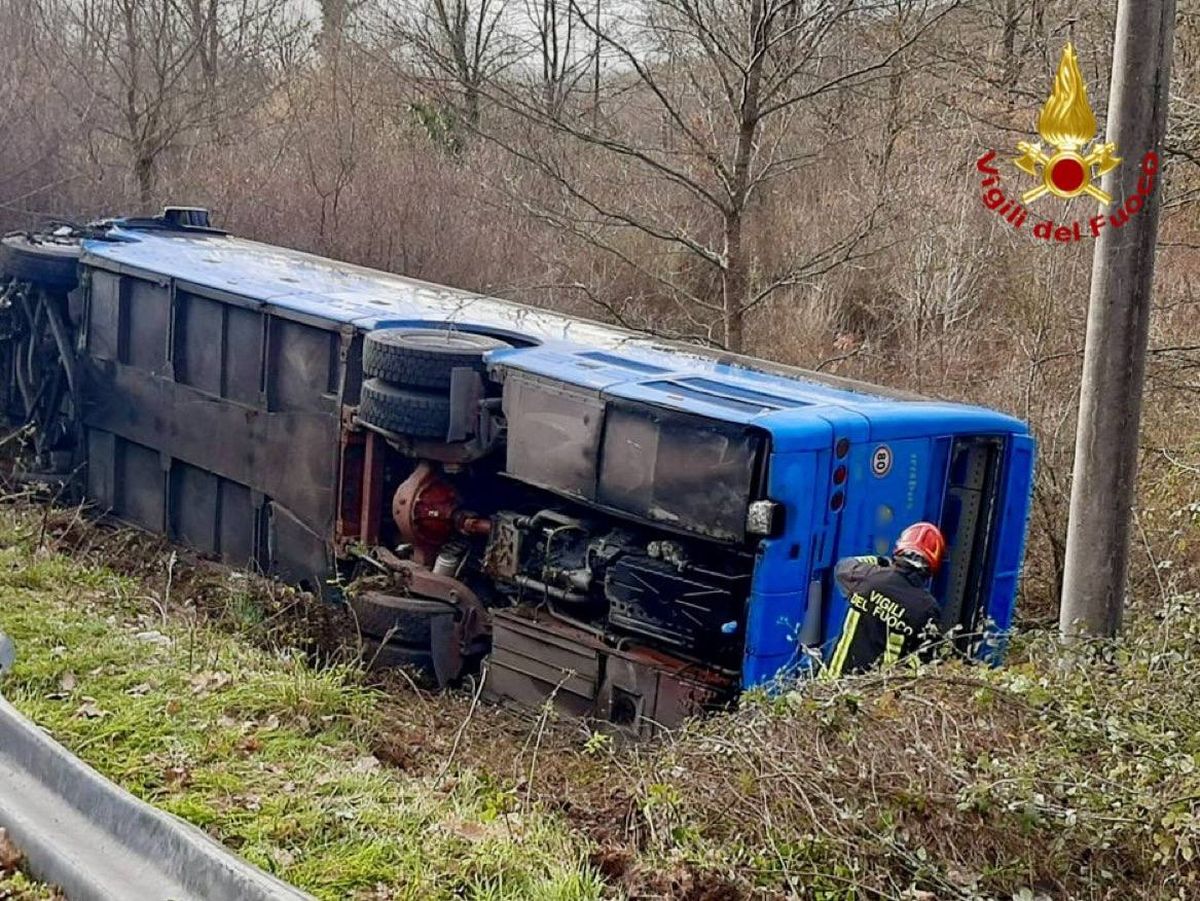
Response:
[[483, 513, 523, 580], [484, 509, 594, 603], [362, 328, 509, 390], [484, 607, 733, 733], [485, 607, 604, 719], [646, 540, 688, 570], [605, 555, 746, 652], [391, 461, 490, 565], [596, 645, 731, 735], [393, 462, 458, 562], [432, 541, 467, 577], [483, 506, 752, 656]]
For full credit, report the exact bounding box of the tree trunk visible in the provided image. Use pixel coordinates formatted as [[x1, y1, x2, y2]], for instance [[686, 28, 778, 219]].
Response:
[[1002, 0, 1020, 92], [464, 82, 481, 127], [723, 213, 746, 352], [134, 153, 155, 209], [719, 0, 768, 353], [319, 0, 348, 54]]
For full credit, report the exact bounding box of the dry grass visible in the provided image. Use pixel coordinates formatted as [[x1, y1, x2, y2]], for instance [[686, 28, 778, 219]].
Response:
[[3, 493, 1198, 900]]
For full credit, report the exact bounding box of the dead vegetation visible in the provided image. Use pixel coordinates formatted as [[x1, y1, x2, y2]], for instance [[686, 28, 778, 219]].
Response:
[[2, 492, 1197, 899], [2, 1, 1200, 897], [2, 1, 1198, 618], [0, 828, 62, 901]]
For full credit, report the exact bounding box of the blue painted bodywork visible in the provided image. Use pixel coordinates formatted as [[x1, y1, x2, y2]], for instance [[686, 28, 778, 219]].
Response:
[[82, 226, 1036, 687]]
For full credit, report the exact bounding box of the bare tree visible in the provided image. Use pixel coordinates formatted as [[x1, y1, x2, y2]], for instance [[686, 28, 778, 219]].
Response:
[[318, 0, 366, 53], [997, 0, 1046, 92], [521, 0, 597, 116], [281, 43, 378, 248], [387, 0, 515, 127], [477, 0, 957, 350], [33, 0, 294, 207], [0, 0, 65, 223]]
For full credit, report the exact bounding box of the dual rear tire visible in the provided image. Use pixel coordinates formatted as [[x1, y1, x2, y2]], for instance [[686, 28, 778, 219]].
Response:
[[356, 328, 508, 440], [352, 328, 508, 680]]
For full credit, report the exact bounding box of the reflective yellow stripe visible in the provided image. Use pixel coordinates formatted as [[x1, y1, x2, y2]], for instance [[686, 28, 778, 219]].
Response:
[[827, 609, 861, 678], [883, 631, 905, 667]]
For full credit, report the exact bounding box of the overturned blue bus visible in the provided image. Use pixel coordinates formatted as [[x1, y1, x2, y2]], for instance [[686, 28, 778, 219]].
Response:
[[0, 209, 1034, 731]]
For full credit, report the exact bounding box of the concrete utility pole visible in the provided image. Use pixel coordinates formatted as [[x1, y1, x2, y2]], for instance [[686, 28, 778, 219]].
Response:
[[1060, 0, 1177, 639]]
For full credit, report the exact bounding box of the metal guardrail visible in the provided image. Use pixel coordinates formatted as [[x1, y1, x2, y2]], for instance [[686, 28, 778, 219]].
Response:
[[0, 645, 314, 901]]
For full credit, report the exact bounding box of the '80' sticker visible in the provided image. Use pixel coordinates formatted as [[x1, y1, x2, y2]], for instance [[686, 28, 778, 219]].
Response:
[[871, 445, 893, 478]]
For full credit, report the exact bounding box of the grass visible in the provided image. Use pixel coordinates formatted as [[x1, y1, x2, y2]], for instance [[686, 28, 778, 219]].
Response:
[[625, 604, 1200, 898], [0, 871, 61, 901], [0, 828, 60, 901], [2, 495, 1200, 900], [0, 505, 604, 901]]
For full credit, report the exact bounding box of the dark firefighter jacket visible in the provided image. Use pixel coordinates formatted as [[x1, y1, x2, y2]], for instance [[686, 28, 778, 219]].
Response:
[[826, 555, 941, 677]]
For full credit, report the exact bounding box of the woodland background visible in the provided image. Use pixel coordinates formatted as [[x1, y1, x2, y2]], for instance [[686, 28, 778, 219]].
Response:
[[2, 0, 1199, 618]]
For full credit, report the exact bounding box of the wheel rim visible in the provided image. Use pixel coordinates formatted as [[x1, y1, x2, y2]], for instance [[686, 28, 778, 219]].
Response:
[[390, 331, 490, 349]]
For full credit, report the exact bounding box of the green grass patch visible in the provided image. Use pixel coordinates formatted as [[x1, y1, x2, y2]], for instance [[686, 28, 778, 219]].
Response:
[[6, 496, 1200, 899], [0, 508, 603, 901], [0, 870, 61, 901]]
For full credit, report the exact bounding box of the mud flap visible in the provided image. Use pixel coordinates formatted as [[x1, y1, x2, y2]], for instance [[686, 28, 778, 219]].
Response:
[[429, 612, 463, 688]]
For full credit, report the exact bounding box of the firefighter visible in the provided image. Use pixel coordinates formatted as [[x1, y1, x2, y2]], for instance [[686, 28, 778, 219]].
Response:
[[824, 522, 947, 677]]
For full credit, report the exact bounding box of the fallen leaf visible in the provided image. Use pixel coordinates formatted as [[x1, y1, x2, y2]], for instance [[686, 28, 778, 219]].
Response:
[[59, 671, 77, 692], [351, 756, 381, 774], [74, 699, 107, 719], [238, 735, 262, 755], [447, 819, 489, 842], [126, 682, 152, 697], [189, 671, 231, 695]]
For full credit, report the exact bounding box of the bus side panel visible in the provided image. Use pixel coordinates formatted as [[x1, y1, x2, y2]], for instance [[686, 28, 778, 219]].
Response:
[[823, 436, 940, 655], [79, 266, 341, 582], [980, 433, 1036, 663], [743, 449, 829, 687]]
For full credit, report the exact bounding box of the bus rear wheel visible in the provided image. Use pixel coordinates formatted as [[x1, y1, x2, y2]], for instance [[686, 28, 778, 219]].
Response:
[[358, 378, 451, 438], [362, 328, 509, 390]]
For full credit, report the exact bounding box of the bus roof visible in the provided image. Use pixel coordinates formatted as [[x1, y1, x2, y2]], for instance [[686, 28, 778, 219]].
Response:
[[81, 225, 1028, 442]]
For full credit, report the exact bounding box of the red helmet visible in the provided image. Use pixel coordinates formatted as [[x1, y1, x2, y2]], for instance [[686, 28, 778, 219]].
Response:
[[894, 522, 946, 574]]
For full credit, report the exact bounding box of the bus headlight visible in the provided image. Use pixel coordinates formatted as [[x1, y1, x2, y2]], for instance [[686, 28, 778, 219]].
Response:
[[746, 500, 781, 536]]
